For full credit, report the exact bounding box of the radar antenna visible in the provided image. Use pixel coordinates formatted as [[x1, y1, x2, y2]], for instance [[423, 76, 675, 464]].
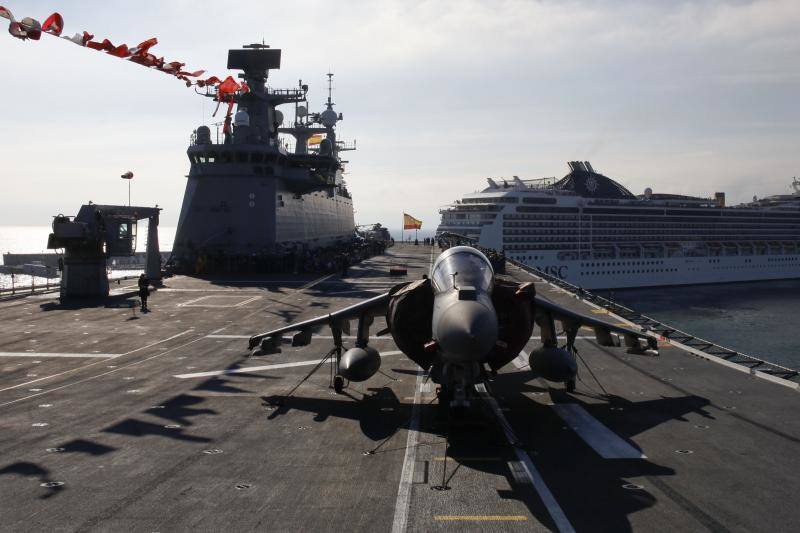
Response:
[[326, 72, 334, 107]]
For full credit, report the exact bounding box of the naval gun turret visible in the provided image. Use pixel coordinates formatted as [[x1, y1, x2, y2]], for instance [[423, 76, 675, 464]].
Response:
[[47, 204, 162, 300], [172, 45, 357, 272]]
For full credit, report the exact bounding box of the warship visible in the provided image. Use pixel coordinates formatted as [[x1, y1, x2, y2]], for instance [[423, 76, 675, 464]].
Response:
[[171, 45, 357, 272]]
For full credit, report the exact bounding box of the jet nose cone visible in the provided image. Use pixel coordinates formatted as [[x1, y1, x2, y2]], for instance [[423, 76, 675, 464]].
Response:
[[437, 301, 498, 361]]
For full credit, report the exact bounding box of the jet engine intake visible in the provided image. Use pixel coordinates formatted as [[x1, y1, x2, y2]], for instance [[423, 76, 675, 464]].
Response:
[[529, 346, 577, 383], [339, 346, 381, 382]]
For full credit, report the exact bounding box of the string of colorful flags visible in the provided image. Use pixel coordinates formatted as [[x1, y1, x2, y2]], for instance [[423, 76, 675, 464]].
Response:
[[0, 5, 246, 110]]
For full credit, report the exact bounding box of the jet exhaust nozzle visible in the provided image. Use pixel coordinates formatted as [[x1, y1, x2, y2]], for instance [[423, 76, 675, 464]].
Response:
[[529, 346, 577, 383], [339, 346, 381, 382]]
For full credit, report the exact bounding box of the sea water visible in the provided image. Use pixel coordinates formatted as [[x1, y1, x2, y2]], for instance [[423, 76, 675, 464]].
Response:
[[0, 225, 177, 291], [610, 281, 800, 370]]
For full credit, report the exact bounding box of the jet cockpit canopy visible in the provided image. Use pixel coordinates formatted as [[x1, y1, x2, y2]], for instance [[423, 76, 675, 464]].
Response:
[[431, 246, 494, 294]]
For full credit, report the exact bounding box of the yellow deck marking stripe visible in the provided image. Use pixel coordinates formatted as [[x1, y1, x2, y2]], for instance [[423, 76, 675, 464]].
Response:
[[434, 515, 528, 521]]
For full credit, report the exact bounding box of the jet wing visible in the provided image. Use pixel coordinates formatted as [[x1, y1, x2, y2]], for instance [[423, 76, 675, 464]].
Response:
[[248, 291, 392, 350], [533, 294, 658, 352]]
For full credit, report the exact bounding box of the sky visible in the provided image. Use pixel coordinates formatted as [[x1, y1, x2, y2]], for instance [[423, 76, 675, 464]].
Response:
[[0, 0, 798, 235]]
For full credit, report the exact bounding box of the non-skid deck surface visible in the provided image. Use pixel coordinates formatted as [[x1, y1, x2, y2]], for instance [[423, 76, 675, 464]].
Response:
[[0, 244, 797, 532]]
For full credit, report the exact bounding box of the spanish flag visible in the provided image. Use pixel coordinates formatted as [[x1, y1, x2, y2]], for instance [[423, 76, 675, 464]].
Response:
[[308, 134, 325, 145], [403, 213, 422, 230]]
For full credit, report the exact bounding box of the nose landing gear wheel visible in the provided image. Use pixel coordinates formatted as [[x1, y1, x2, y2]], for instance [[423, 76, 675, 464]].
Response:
[[334, 375, 345, 394], [566, 378, 576, 392]]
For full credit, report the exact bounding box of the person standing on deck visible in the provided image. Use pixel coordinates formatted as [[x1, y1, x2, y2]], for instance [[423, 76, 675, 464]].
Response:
[[138, 273, 150, 312]]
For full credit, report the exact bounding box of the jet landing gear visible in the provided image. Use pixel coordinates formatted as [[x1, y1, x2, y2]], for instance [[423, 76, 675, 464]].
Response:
[[333, 375, 345, 394], [566, 378, 576, 393], [329, 320, 348, 395]]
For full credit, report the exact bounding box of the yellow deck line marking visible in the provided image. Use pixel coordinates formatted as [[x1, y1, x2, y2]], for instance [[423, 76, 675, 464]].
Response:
[[434, 515, 528, 521]]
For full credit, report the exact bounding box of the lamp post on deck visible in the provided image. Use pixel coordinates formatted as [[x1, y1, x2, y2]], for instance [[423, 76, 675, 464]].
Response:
[[121, 171, 134, 206]]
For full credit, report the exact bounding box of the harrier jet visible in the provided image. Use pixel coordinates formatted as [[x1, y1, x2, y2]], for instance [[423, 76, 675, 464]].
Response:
[[248, 246, 657, 407]]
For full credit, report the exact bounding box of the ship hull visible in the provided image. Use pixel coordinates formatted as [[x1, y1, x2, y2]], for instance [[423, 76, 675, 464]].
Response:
[[172, 173, 354, 263]]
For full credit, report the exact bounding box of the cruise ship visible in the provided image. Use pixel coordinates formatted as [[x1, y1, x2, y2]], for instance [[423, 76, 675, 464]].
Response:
[[437, 162, 800, 289]]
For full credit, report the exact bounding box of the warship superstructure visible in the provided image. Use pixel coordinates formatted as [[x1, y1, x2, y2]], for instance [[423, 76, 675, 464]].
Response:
[[172, 45, 356, 269], [437, 162, 800, 289]]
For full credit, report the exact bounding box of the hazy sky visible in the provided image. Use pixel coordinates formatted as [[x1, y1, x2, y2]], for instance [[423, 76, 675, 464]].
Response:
[[1, 0, 798, 233]]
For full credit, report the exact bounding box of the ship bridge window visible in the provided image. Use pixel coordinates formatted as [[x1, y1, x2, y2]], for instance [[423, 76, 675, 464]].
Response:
[[236, 152, 248, 163], [220, 151, 233, 164], [251, 152, 264, 163]]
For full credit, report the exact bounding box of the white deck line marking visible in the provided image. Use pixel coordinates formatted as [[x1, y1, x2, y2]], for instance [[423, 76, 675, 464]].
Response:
[[0, 333, 204, 408], [476, 383, 575, 533], [0, 330, 193, 394], [174, 350, 403, 379], [205, 272, 332, 337], [322, 290, 382, 296], [552, 404, 646, 459], [179, 295, 261, 308], [513, 350, 529, 369], [0, 352, 115, 359], [299, 273, 336, 290], [391, 371, 424, 533], [234, 295, 261, 307], [332, 280, 395, 285], [184, 279, 306, 284], [205, 334, 392, 340]]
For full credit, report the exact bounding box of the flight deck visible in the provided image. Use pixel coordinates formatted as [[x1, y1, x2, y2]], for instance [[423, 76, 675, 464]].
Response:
[[0, 244, 798, 532]]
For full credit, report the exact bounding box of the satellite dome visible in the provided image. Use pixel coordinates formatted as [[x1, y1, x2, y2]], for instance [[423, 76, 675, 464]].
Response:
[[644, 187, 653, 198], [234, 110, 250, 127], [320, 108, 338, 128], [274, 110, 284, 126], [296, 105, 308, 118]]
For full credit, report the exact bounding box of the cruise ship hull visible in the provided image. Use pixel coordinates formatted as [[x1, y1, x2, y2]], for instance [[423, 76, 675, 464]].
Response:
[[511, 251, 800, 290]]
